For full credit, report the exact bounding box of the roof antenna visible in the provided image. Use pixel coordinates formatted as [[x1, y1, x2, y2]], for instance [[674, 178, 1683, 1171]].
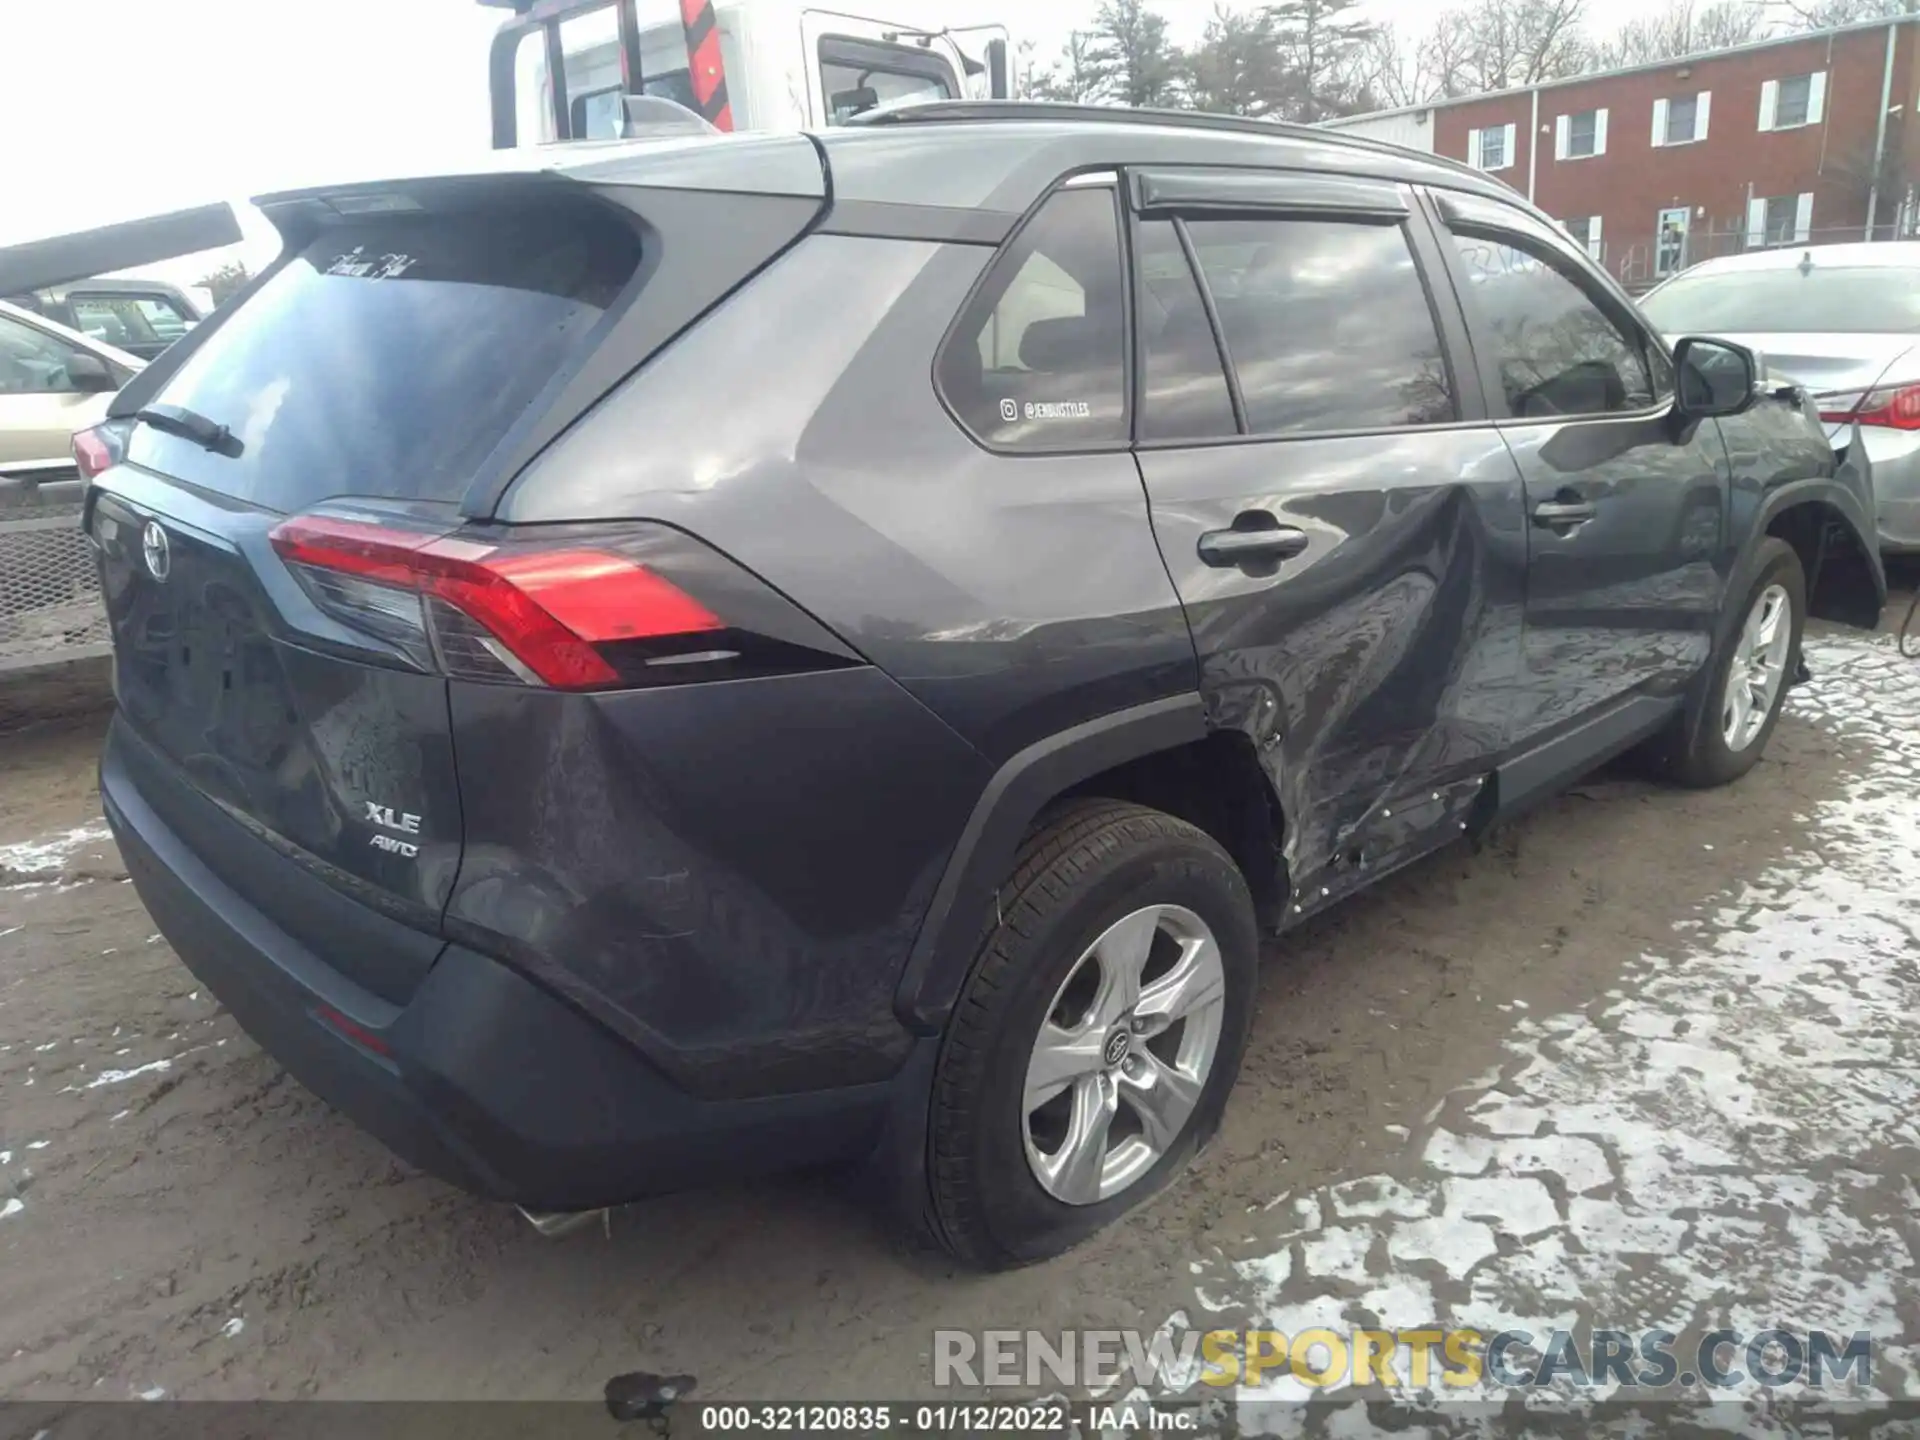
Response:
[[1798, 250, 1815, 275]]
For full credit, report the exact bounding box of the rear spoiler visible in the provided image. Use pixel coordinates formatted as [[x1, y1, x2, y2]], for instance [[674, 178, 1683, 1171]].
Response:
[[0, 203, 242, 296]]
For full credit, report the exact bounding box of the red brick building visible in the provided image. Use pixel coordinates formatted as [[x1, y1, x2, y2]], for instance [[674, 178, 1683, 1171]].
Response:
[[1326, 16, 1920, 288]]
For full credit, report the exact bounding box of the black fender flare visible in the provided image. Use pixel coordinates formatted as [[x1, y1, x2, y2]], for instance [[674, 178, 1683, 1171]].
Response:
[[1676, 475, 1886, 753], [890, 693, 1209, 1035], [1737, 475, 1885, 628]]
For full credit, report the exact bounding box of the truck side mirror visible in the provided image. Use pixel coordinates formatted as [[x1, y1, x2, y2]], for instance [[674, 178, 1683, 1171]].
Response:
[[987, 39, 1009, 99]]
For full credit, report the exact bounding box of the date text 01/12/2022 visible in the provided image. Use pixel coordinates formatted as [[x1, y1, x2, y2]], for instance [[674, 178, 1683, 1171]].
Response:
[[687, 1401, 1196, 1433]]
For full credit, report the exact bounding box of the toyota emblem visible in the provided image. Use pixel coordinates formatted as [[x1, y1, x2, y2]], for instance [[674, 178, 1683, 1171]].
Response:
[[142, 520, 171, 582]]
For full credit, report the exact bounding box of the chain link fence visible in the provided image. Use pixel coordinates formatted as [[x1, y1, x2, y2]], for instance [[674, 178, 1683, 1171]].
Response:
[[0, 467, 111, 675], [1591, 219, 1920, 292]]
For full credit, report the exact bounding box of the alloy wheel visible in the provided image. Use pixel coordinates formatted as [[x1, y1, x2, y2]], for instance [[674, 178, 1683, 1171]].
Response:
[[1022, 904, 1227, 1206], [1723, 582, 1793, 752]]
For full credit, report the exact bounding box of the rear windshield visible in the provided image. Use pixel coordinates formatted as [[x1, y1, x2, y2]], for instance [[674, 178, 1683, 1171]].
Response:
[[128, 202, 640, 511], [1640, 265, 1920, 336]]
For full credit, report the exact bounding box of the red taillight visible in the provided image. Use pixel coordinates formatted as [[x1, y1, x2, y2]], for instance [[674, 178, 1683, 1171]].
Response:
[[268, 515, 723, 690], [1821, 382, 1920, 429], [72, 424, 122, 481]]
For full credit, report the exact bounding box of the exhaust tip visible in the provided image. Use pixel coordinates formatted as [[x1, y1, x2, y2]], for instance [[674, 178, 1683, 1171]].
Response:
[[516, 1206, 605, 1238]]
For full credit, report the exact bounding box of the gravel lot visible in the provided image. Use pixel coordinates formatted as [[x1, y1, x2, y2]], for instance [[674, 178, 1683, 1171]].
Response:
[[2, 580, 1916, 1413]]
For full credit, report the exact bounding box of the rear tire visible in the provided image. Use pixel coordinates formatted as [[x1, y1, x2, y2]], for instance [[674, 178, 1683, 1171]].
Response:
[[924, 800, 1257, 1270], [1648, 537, 1806, 789]]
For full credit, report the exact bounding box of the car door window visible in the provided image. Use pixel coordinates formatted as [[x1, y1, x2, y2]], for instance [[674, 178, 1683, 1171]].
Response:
[[937, 185, 1128, 450], [0, 314, 89, 394], [133, 295, 193, 342], [1444, 231, 1655, 419], [1135, 220, 1236, 443], [1181, 216, 1456, 436], [69, 296, 163, 349]]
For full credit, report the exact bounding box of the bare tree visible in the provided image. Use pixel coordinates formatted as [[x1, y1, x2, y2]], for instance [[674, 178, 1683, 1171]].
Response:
[[1768, 0, 1914, 29], [1418, 20, 1478, 99], [1597, 0, 1770, 66], [1694, 0, 1776, 44], [1344, 25, 1438, 107], [1448, 0, 1596, 92]]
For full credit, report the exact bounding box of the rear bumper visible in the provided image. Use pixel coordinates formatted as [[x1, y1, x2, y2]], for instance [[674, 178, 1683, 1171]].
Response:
[[101, 719, 901, 1210]]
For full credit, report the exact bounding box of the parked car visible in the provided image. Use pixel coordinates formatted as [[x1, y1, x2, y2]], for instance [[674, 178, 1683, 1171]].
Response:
[[0, 301, 140, 674], [9, 276, 208, 362], [1640, 241, 1920, 553], [0, 298, 141, 472], [81, 104, 1884, 1269]]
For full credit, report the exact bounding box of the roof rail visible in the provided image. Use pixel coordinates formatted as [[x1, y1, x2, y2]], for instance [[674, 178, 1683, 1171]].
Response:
[[845, 101, 1493, 187]]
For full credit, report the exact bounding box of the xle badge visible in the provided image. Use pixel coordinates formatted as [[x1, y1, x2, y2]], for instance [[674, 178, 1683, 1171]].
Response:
[[365, 802, 422, 859]]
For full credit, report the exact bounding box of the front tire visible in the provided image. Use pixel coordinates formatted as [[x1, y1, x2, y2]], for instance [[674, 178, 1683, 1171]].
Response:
[[1652, 537, 1806, 788], [924, 800, 1257, 1270]]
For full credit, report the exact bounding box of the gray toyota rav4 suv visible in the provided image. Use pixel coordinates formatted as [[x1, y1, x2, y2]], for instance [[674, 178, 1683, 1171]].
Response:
[[80, 104, 1884, 1269]]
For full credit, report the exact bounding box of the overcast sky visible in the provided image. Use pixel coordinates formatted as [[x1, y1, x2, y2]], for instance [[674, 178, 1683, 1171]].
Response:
[[0, 0, 1691, 269]]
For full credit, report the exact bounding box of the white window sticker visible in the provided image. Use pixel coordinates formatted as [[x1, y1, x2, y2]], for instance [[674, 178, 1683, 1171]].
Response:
[[1024, 401, 1093, 420], [326, 247, 419, 281]]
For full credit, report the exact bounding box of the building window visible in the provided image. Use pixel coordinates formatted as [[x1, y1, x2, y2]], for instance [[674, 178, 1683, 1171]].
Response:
[[1468, 123, 1515, 172], [1747, 193, 1813, 248], [1760, 72, 1826, 131], [1653, 92, 1710, 146], [1561, 216, 1603, 261], [1555, 107, 1608, 160]]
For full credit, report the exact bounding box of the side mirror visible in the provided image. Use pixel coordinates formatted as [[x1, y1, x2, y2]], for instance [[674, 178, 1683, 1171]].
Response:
[[986, 38, 1010, 100], [64, 352, 118, 394], [1674, 336, 1760, 419]]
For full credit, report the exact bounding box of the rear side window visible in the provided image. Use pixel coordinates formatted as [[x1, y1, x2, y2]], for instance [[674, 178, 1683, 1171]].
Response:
[[1183, 217, 1456, 436], [1444, 231, 1654, 418], [1136, 220, 1237, 443], [127, 202, 640, 511], [937, 186, 1128, 451]]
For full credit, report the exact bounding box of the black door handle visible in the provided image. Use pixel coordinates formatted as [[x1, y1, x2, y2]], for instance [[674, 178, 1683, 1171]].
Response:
[[1532, 500, 1598, 529], [1197, 524, 1310, 568]]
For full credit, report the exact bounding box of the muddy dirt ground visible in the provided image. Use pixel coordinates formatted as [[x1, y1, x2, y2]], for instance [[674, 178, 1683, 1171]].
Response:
[[2, 578, 1916, 1408]]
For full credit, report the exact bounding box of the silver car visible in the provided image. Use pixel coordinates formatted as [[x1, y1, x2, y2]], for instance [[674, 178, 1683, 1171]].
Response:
[[1640, 241, 1920, 553]]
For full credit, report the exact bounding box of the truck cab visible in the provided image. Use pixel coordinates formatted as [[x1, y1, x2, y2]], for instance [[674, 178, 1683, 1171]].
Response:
[[479, 0, 1013, 146]]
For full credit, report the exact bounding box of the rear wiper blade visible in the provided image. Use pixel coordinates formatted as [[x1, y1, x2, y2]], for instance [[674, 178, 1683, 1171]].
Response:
[[135, 403, 242, 458]]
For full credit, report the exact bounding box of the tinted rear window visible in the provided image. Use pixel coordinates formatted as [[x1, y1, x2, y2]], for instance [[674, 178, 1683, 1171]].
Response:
[[129, 202, 640, 511], [1640, 265, 1920, 336]]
